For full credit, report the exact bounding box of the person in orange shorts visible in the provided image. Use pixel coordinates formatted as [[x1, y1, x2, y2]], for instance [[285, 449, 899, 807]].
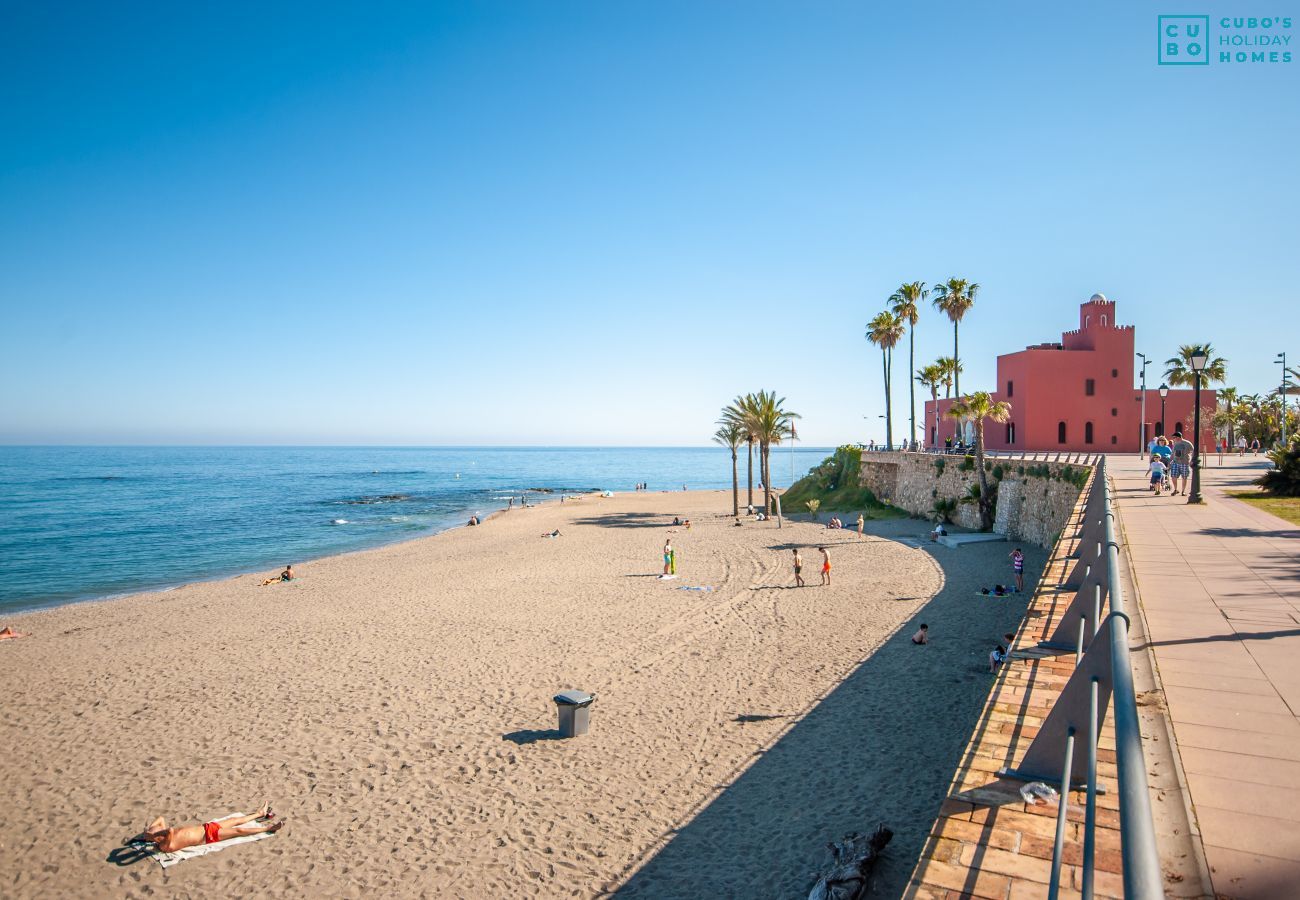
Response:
[[139, 803, 283, 852], [818, 546, 831, 586]]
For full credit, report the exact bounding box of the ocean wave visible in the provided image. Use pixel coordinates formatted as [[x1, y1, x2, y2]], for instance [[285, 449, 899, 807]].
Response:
[[330, 519, 349, 525]]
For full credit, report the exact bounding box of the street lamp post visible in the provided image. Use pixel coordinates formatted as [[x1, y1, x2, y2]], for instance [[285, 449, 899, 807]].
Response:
[[1188, 351, 1208, 504], [1158, 383, 1169, 438], [1280, 352, 1290, 448], [1137, 352, 1151, 456]]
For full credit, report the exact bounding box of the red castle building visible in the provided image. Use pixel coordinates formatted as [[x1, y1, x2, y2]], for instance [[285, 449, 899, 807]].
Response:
[[924, 295, 1215, 453]]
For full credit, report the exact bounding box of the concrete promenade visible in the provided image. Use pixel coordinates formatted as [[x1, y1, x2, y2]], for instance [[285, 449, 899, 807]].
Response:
[[1110, 452, 1300, 899]]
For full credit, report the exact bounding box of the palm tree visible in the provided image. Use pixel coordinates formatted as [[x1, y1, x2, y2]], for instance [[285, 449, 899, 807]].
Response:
[[890, 282, 926, 447], [721, 397, 757, 507], [745, 390, 799, 515], [1218, 386, 1240, 448], [944, 391, 1011, 530], [1164, 344, 1227, 388], [867, 312, 906, 450], [713, 421, 744, 517], [935, 356, 961, 399], [916, 363, 946, 448], [931, 278, 978, 395]]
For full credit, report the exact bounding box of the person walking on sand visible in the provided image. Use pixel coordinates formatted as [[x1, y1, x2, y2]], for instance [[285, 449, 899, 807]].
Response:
[[856, 513, 864, 539], [792, 549, 804, 587], [1009, 547, 1025, 592], [138, 803, 283, 853], [818, 546, 831, 586], [663, 539, 673, 576]]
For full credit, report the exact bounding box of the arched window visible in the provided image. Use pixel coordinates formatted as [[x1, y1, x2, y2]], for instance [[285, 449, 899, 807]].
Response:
[[1155, 420, 1163, 436], [1100, 314, 1107, 326], [1058, 421, 1067, 444], [1175, 421, 1184, 436], [1085, 315, 1091, 327], [1085, 422, 1094, 444], [1006, 422, 1016, 444]]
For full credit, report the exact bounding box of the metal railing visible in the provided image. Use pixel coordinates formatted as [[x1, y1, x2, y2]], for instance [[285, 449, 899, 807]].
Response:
[[998, 457, 1162, 898]]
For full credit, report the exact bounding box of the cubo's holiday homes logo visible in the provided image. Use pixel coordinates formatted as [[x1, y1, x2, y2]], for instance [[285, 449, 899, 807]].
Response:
[[1159, 15, 1294, 65]]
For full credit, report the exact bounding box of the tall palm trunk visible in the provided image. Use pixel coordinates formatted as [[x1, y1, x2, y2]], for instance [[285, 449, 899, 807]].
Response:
[[881, 347, 891, 450], [730, 448, 739, 516], [746, 441, 754, 507], [761, 443, 771, 514], [953, 324, 960, 396], [973, 422, 993, 530], [930, 386, 939, 447], [908, 328, 916, 447]]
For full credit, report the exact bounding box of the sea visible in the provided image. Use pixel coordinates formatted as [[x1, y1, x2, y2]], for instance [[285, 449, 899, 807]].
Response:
[[0, 445, 831, 616]]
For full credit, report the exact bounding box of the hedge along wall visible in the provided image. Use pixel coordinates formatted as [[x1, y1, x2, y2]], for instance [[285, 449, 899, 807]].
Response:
[[857, 453, 1090, 547]]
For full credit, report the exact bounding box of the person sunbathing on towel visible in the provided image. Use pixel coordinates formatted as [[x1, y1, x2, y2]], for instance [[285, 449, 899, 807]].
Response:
[[0, 626, 29, 640], [260, 565, 294, 586], [139, 803, 283, 852]]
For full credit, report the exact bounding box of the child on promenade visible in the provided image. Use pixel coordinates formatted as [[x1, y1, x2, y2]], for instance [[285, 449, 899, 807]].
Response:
[[1009, 547, 1025, 592], [818, 547, 831, 586], [792, 549, 804, 587], [1148, 456, 1168, 496]]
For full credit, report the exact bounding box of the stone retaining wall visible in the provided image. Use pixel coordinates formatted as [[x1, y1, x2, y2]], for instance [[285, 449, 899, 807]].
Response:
[[858, 452, 1089, 547]]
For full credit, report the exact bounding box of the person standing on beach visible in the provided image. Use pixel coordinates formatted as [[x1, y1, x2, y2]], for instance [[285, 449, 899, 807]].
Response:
[[856, 513, 865, 539], [1009, 548, 1025, 592], [663, 539, 673, 576], [818, 547, 831, 586], [792, 549, 804, 587]]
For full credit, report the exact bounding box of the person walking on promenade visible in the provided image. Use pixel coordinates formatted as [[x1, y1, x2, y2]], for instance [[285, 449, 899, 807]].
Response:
[[792, 549, 804, 587], [1169, 430, 1195, 496], [818, 547, 831, 586], [1009, 547, 1025, 592]]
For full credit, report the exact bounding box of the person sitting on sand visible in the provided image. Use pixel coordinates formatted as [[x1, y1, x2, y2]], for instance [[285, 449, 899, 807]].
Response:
[[468, 515, 479, 526], [542, 529, 561, 538], [672, 517, 682, 526], [0, 626, 29, 641], [911, 624, 929, 645], [733, 517, 742, 527], [260, 565, 294, 586], [138, 803, 283, 853], [684, 519, 691, 530]]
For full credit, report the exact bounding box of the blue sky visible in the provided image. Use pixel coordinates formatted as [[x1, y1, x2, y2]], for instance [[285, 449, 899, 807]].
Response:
[[2, 2, 1296, 445]]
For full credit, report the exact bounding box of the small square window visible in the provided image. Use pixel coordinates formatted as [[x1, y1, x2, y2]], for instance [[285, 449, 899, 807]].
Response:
[[1006, 381, 1014, 398], [1085, 379, 1096, 396], [1111, 408, 1118, 417], [1111, 368, 1118, 377], [1111, 435, 1117, 444]]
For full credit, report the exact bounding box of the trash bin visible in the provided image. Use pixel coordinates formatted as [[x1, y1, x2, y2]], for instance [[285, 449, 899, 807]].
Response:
[[553, 689, 595, 737]]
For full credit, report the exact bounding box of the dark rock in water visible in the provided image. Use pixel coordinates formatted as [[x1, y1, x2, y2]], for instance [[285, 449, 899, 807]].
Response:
[[345, 493, 411, 505]]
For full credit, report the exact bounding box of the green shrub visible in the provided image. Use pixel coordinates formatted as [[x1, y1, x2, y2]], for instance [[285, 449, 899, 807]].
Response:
[[931, 497, 958, 523], [1258, 442, 1300, 496], [992, 465, 1005, 481], [934, 458, 946, 474], [958, 455, 975, 472]]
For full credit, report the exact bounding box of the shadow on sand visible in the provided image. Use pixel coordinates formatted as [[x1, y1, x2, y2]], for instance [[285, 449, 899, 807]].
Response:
[[610, 521, 1049, 899], [572, 512, 675, 530]]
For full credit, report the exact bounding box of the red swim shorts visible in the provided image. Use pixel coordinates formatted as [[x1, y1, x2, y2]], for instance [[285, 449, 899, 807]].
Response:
[[203, 821, 221, 844]]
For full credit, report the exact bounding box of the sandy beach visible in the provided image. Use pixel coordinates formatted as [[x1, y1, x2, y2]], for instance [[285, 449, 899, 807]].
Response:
[[1, 490, 1042, 899]]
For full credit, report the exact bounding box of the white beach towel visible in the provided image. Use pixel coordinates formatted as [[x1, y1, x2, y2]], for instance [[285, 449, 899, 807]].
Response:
[[132, 812, 276, 868]]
